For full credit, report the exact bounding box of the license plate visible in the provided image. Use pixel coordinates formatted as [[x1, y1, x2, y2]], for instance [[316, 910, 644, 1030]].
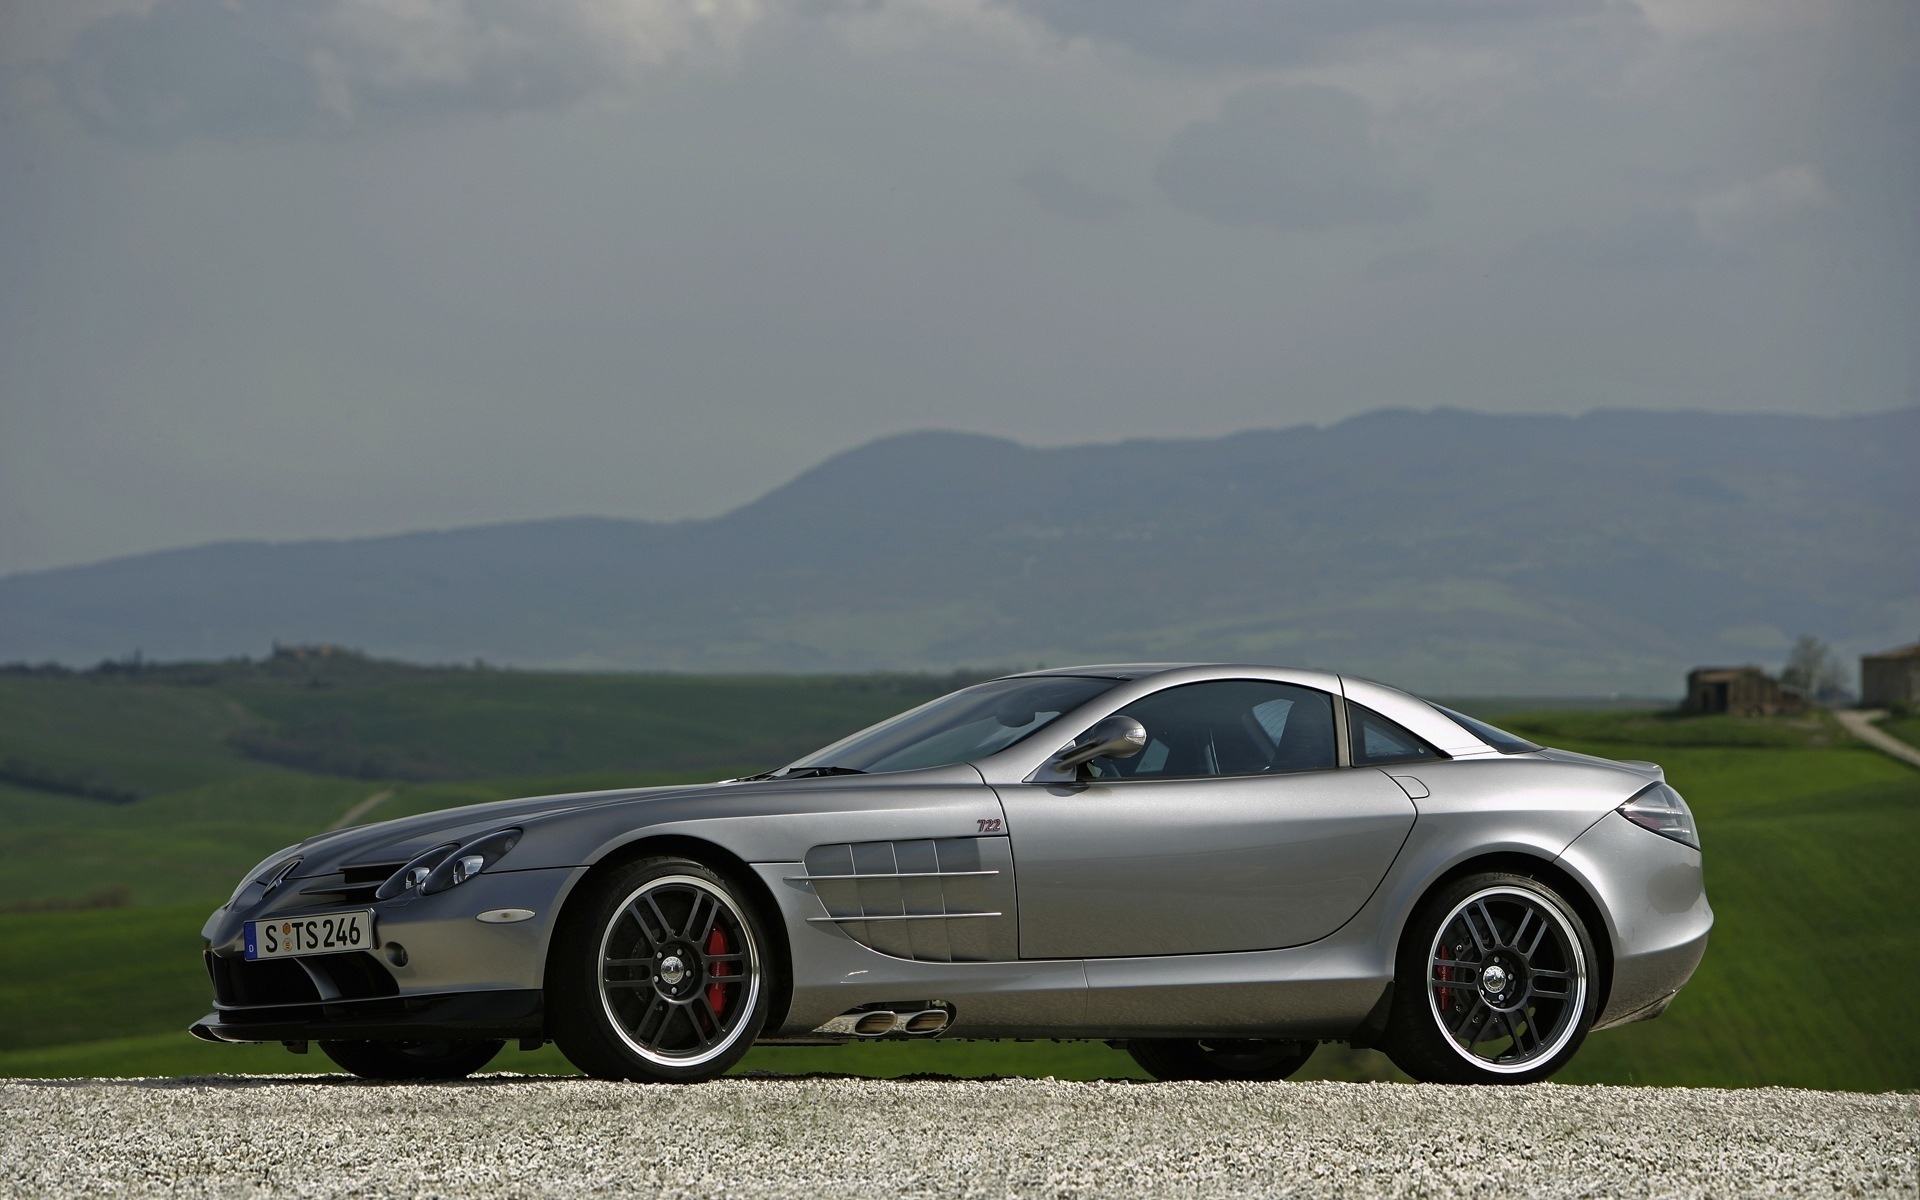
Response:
[[245, 910, 376, 961]]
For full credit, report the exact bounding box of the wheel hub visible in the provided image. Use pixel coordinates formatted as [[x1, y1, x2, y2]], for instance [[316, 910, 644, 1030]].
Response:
[[1478, 952, 1530, 1011], [648, 937, 713, 1001]]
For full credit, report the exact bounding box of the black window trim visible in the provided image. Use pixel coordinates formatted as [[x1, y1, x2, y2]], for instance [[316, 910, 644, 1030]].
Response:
[[1427, 703, 1542, 755], [1345, 700, 1450, 767]]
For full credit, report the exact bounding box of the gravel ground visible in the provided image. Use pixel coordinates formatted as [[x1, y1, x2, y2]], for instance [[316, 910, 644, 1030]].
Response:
[[2, 1076, 1915, 1199]]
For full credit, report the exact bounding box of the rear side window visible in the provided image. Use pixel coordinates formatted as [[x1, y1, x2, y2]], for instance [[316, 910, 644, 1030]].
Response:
[[1430, 704, 1541, 754], [1350, 704, 1444, 766]]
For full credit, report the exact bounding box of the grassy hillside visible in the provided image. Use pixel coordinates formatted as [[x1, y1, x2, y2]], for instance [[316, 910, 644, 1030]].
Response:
[[1877, 711, 1920, 750], [0, 673, 267, 799], [0, 660, 1913, 1090], [1520, 730, 1917, 1091], [229, 668, 970, 781], [0, 653, 956, 909], [1498, 707, 1852, 749]]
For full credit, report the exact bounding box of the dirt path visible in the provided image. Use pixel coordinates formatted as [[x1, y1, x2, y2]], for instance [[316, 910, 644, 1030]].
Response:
[[1836, 709, 1920, 770], [327, 788, 395, 831]]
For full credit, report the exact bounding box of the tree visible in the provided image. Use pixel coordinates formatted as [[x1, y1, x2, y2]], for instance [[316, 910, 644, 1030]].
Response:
[[1781, 635, 1846, 700]]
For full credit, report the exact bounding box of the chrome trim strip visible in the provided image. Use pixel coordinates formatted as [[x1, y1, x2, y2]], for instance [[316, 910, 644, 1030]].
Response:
[[806, 912, 1003, 923], [784, 870, 1000, 883]]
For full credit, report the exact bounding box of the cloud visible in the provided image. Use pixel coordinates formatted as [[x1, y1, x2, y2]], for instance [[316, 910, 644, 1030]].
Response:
[[1506, 209, 1743, 273], [1153, 85, 1427, 231], [1007, 0, 1617, 67], [1364, 245, 1438, 280], [1015, 165, 1128, 222], [1693, 166, 1833, 245], [54, 0, 765, 142]]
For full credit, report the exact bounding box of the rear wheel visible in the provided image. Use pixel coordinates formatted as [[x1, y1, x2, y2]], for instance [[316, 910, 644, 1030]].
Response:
[[549, 856, 777, 1082], [318, 1039, 503, 1080], [1127, 1038, 1315, 1081], [1384, 872, 1599, 1084]]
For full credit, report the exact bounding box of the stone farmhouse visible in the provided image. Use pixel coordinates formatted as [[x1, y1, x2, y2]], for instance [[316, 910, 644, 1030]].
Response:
[[1860, 643, 1920, 708], [1683, 666, 1804, 716]]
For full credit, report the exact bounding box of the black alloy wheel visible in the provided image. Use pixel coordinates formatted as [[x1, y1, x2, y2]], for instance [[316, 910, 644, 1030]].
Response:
[[1127, 1038, 1316, 1081], [1385, 871, 1599, 1084], [318, 1039, 504, 1080], [549, 856, 777, 1082]]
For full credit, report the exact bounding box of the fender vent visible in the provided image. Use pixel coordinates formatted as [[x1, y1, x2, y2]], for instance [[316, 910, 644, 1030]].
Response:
[[794, 838, 1015, 963]]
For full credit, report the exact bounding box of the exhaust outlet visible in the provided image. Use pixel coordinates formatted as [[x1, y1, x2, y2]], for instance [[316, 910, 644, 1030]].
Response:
[[810, 1001, 955, 1038], [903, 1009, 950, 1034], [852, 1011, 899, 1037]]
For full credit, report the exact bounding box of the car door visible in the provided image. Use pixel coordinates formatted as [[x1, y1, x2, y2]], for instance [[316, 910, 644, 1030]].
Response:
[[994, 679, 1418, 959]]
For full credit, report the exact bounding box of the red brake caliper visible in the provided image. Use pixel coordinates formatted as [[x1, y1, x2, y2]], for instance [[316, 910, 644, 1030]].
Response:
[[705, 926, 731, 1016]]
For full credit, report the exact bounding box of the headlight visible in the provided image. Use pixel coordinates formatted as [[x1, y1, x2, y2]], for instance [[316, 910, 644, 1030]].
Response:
[[227, 850, 302, 908], [382, 827, 522, 897], [374, 842, 462, 901], [1618, 782, 1699, 849]]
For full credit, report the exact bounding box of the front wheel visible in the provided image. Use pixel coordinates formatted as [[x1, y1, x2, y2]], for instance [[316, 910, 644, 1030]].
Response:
[[1384, 872, 1600, 1084], [318, 1039, 503, 1080], [548, 856, 777, 1082], [1128, 1038, 1315, 1081]]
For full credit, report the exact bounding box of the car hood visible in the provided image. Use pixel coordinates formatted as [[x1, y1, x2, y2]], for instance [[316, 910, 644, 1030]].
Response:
[[284, 778, 737, 878], [280, 762, 988, 879]]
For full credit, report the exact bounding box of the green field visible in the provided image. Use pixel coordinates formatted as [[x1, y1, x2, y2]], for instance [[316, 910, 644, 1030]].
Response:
[[1877, 711, 1920, 750], [0, 652, 1913, 1089]]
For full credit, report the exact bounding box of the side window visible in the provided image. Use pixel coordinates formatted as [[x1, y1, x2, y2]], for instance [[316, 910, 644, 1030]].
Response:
[[1089, 680, 1338, 780], [1349, 704, 1444, 766]]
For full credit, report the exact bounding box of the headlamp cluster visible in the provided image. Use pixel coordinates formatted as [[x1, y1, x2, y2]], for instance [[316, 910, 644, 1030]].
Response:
[[375, 827, 522, 900]]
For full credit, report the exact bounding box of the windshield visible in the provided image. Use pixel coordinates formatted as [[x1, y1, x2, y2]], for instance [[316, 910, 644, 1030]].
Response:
[[781, 676, 1121, 776], [1430, 704, 1542, 754]]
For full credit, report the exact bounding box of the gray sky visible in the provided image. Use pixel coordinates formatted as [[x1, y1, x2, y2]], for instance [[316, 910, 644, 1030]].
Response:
[[1, 0, 1913, 577]]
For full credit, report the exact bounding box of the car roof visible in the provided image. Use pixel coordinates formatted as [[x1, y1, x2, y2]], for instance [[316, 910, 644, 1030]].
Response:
[[994, 663, 1500, 756], [998, 663, 1211, 681]]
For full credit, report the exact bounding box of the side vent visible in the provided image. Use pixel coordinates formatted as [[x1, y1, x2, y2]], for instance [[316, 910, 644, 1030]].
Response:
[[793, 837, 1015, 962]]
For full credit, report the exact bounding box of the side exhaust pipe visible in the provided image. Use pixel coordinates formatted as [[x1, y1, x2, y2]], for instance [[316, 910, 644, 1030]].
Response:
[[812, 1003, 954, 1038], [853, 1011, 899, 1037], [902, 1008, 950, 1034]]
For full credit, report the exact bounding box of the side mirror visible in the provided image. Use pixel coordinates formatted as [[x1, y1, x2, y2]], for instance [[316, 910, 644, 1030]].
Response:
[[1042, 715, 1148, 781]]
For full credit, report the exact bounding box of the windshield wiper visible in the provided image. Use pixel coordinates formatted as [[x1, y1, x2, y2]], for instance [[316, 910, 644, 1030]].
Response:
[[735, 764, 869, 782]]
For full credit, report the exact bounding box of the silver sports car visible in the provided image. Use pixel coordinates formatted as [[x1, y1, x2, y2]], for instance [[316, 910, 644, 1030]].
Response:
[[194, 664, 1710, 1084]]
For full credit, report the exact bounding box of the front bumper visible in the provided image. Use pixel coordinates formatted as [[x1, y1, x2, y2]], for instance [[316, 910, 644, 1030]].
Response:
[[189, 990, 545, 1044], [196, 865, 578, 1043]]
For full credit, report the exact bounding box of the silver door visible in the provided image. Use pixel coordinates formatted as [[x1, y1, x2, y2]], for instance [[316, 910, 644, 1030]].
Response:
[[994, 679, 1419, 959]]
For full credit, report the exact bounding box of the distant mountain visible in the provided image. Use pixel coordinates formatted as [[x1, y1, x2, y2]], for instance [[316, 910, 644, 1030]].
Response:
[[2, 407, 1914, 694]]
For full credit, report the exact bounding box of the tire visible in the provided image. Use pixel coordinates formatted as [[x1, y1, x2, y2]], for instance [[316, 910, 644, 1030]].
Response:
[[318, 1039, 503, 1080], [1384, 871, 1600, 1084], [1128, 1038, 1315, 1081], [548, 856, 778, 1082]]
